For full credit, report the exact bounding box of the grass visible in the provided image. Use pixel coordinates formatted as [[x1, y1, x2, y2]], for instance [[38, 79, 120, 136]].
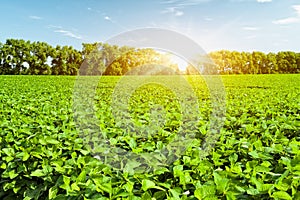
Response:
[[0, 74, 299, 199]]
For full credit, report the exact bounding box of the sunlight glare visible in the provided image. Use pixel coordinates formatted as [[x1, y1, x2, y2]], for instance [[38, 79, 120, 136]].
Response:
[[169, 53, 189, 71]]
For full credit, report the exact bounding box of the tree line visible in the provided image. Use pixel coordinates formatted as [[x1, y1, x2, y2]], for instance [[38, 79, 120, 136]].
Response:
[[0, 39, 82, 75], [0, 39, 179, 75], [0, 39, 299, 75], [209, 50, 300, 74]]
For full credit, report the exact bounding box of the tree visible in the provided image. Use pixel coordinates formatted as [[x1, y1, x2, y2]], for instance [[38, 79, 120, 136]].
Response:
[[296, 53, 300, 73], [240, 52, 252, 74], [65, 46, 82, 75], [251, 51, 265, 74], [266, 53, 278, 74], [0, 41, 13, 74], [81, 42, 106, 75], [0, 39, 31, 74], [27, 41, 53, 75], [231, 51, 243, 74], [1, 38, 299, 75], [285, 51, 297, 73], [276, 52, 290, 73], [105, 47, 179, 75], [51, 45, 66, 75]]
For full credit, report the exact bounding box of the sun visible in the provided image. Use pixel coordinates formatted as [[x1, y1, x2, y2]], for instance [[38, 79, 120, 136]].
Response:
[[156, 50, 189, 72], [169, 53, 189, 71]]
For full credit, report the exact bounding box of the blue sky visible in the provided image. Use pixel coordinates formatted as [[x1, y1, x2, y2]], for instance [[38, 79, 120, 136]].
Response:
[[1, 0, 300, 53]]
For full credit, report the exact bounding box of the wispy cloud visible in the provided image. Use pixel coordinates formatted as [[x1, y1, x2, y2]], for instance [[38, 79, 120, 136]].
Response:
[[204, 17, 213, 21], [293, 5, 300, 15], [176, 0, 211, 6], [160, 0, 179, 4], [243, 26, 259, 31], [102, 15, 131, 30], [48, 25, 82, 40], [104, 15, 117, 23], [273, 4, 300, 25], [256, 0, 272, 3], [230, 0, 272, 3], [175, 10, 184, 16], [54, 29, 82, 40], [104, 16, 112, 21], [161, 7, 184, 16], [160, 0, 210, 17], [47, 25, 62, 29], [273, 17, 300, 25], [29, 15, 43, 20]]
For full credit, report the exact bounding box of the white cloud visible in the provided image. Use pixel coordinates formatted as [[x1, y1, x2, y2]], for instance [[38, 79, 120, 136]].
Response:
[[161, 6, 177, 13], [273, 4, 300, 25], [87, 7, 92, 10], [29, 15, 43, 20], [256, 0, 272, 3], [161, 0, 210, 6], [243, 26, 259, 31], [293, 5, 300, 15], [161, 0, 211, 17], [161, 6, 184, 16], [175, 10, 184, 16], [54, 29, 82, 40], [47, 25, 62, 29], [273, 17, 300, 25], [104, 16, 112, 21], [176, 0, 211, 6], [230, 0, 273, 2], [160, 0, 179, 4], [204, 17, 213, 21], [47, 25, 82, 40]]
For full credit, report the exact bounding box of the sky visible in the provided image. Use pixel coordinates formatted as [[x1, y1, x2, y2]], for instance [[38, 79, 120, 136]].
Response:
[[1, 0, 300, 53]]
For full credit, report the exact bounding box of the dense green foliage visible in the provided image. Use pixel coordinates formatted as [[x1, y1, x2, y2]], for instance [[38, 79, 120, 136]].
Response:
[[0, 39, 179, 76], [187, 51, 300, 75], [0, 39, 82, 75], [81, 43, 179, 75], [0, 75, 299, 199], [1, 39, 300, 75], [209, 50, 300, 74]]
